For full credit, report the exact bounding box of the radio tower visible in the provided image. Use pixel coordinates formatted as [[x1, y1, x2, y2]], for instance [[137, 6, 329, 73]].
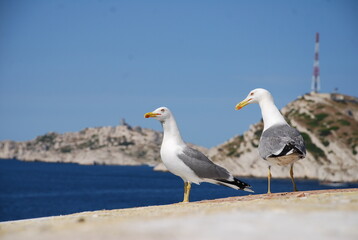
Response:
[[311, 32, 320, 93]]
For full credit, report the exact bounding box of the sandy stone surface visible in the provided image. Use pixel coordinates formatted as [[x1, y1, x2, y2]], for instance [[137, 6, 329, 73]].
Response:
[[1, 188, 358, 240]]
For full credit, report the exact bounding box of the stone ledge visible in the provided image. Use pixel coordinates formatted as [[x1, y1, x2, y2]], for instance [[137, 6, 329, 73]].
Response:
[[1, 188, 358, 240]]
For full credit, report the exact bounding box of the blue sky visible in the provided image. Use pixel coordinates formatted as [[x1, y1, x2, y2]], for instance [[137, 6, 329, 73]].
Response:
[[0, 0, 357, 148]]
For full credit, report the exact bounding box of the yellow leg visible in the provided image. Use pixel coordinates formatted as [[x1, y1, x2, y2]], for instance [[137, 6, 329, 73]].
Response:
[[267, 166, 272, 194], [182, 182, 191, 203], [290, 164, 298, 192]]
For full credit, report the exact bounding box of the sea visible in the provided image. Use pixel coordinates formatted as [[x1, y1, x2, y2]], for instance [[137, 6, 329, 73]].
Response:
[[1, 159, 357, 222]]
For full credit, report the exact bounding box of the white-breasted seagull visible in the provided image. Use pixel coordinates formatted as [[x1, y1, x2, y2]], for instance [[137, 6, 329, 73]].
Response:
[[145, 107, 253, 203], [235, 88, 306, 193]]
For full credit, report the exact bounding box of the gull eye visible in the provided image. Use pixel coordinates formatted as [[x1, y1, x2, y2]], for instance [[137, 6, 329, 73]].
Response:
[[161, 109, 165, 112], [250, 92, 254, 96]]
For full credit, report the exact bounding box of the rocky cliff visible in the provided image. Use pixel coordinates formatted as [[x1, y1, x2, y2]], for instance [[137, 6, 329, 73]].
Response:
[[208, 92, 358, 182]]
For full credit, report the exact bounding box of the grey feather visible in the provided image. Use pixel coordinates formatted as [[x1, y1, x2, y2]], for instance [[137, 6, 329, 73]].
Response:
[[258, 124, 306, 160], [177, 146, 231, 180]]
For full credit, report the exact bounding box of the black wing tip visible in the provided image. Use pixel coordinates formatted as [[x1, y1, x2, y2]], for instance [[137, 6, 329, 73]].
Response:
[[217, 178, 254, 193], [234, 177, 254, 193], [269, 143, 306, 158]]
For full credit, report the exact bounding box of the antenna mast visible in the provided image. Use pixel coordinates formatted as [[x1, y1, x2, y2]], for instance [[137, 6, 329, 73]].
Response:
[[311, 32, 320, 93]]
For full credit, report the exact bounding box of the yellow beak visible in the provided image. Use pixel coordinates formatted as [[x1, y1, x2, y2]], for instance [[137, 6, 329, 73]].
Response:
[[235, 98, 252, 110], [144, 112, 161, 118]]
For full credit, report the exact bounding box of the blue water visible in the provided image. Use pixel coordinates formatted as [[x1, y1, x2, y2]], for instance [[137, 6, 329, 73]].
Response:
[[0, 159, 357, 222]]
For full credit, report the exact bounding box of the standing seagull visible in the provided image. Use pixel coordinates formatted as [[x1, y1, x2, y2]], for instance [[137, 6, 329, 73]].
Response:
[[145, 107, 253, 203], [235, 88, 306, 193]]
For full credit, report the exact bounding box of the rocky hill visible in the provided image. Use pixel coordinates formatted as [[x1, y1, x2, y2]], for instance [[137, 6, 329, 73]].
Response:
[[0, 124, 163, 166], [208, 92, 358, 182], [1, 92, 357, 182]]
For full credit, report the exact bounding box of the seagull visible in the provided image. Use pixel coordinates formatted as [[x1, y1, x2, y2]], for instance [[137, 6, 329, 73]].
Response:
[[145, 106, 253, 203], [235, 88, 306, 193]]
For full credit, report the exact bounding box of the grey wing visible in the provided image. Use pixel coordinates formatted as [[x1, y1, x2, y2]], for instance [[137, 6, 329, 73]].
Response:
[[259, 124, 306, 159], [177, 146, 231, 180]]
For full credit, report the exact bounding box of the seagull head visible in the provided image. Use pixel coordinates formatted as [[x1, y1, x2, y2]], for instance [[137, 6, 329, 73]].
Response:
[[235, 88, 272, 110], [144, 107, 172, 122]]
